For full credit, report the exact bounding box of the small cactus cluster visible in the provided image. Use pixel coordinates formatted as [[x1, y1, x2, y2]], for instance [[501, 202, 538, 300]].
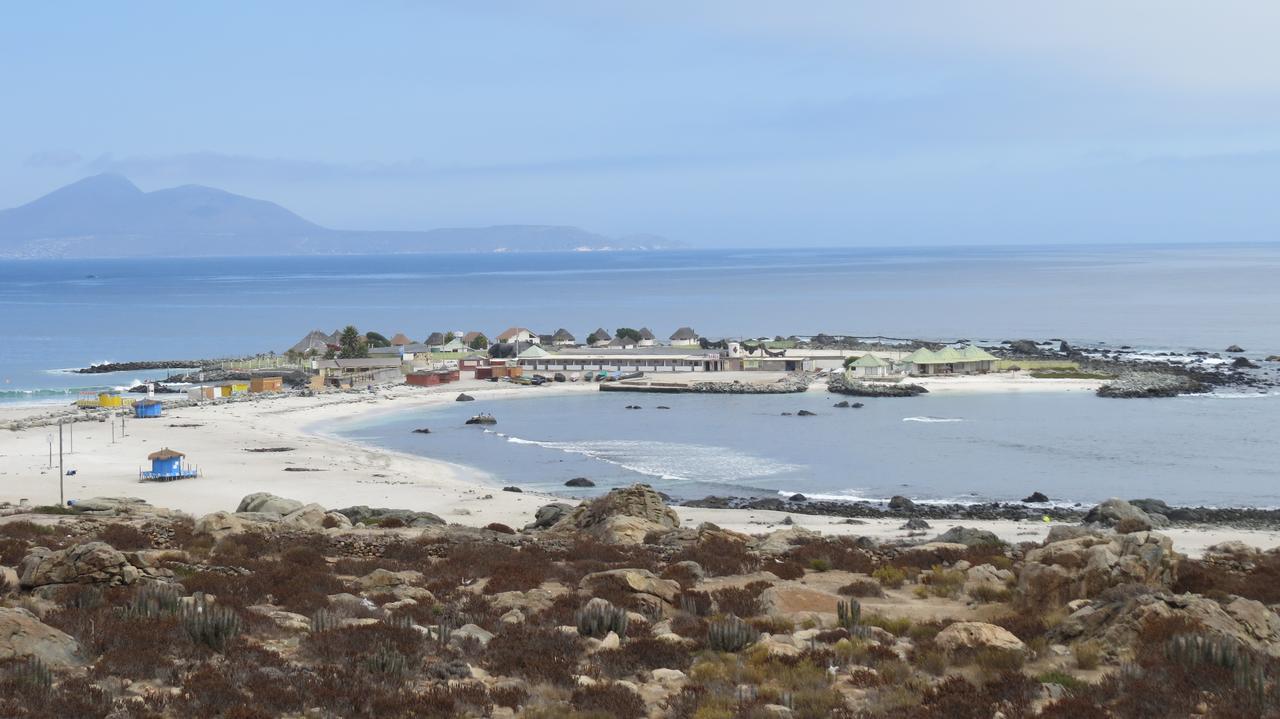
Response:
[[708, 614, 759, 652], [125, 583, 182, 619], [836, 599, 861, 630], [310, 608, 338, 633], [2, 656, 52, 694], [1165, 634, 1265, 701], [363, 644, 409, 683], [181, 595, 242, 652], [576, 599, 629, 639], [679, 591, 712, 617], [383, 613, 414, 632]]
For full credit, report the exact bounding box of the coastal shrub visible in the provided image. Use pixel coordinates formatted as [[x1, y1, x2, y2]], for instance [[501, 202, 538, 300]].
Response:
[[304, 622, 426, 667], [872, 565, 906, 589], [761, 558, 805, 580], [660, 562, 702, 588], [750, 615, 795, 635], [594, 637, 693, 678], [861, 614, 912, 636], [785, 538, 875, 573], [671, 535, 757, 576], [0, 520, 56, 540], [712, 581, 772, 617], [837, 579, 885, 598], [678, 590, 713, 617], [570, 683, 646, 719], [919, 564, 965, 598], [1073, 641, 1102, 670], [968, 584, 1013, 603], [992, 611, 1050, 643], [483, 624, 584, 686], [972, 648, 1027, 677], [490, 684, 528, 711], [0, 537, 27, 565], [1175, 555, 1280, 604], [808, 557, 832, 572], [95, 523, 152, 550], [707, 615, 759, 652]]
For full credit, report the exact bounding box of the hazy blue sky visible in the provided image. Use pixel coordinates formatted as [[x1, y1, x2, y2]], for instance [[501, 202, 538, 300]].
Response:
[[4, 2, 1280, 246]]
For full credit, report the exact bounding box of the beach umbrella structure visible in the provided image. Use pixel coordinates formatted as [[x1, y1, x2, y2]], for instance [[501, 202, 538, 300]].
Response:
[[141, 447, 199, 481]]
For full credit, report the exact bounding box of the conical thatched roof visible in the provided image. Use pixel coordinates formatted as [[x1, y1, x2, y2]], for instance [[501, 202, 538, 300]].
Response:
[[147, 447, 184, 461]]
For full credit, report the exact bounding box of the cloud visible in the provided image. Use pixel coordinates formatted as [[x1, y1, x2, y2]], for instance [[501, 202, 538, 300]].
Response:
[[23, 150, 83, 168]]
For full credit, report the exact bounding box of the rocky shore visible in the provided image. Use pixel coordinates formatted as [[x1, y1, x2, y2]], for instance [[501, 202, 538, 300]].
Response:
[[683, 493, 1280, 530], [1096, 371, 1211, 398], [826, 373, 928, 397], [684, 373, 812, 394], [74, 360, 209, 374]]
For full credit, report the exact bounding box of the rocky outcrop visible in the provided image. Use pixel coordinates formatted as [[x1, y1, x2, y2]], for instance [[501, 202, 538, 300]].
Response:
[[0, 566, 17, 595], [935, 622, 1025, 653], [827, 374, 927, 397], [686, 373, 811, 394], [1097, 372, 1210, 398], [1017, 531, 1178, 607], [1083, 498, 1168, 528], [19, 542, 143, 588], [580, 569, 679, 604], [236, 492, 305, 515], [549, 484, 680, 544], [1055, 591, 1280, 658], [334, 506, 445, 527], [0, 608, 86, 668], [932, 526, 1003, 547]]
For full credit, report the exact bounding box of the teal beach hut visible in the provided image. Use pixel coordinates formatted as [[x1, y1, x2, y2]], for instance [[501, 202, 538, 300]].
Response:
[[141, 447, 198, 481], [133, 399, 163, 418]]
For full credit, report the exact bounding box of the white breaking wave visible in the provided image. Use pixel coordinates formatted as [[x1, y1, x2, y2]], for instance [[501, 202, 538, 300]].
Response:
[[501, 435, 802, 484], [902, 416, 964, 423]]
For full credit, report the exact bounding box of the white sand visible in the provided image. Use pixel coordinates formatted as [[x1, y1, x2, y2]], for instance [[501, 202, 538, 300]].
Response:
[[2, 373, 1274, 557]]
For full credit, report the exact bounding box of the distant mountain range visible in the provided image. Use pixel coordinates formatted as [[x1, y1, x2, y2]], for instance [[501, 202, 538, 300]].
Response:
[[0, 174, 681, 258]]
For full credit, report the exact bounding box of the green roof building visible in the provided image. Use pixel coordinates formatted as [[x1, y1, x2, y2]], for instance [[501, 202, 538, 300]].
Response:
[[901, 345, 997, 375], [845, 353, 894, 378]]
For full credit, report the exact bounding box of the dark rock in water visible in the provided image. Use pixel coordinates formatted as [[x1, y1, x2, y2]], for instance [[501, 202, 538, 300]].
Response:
[[851, 402, 864, 408], [1006, 339, 1043, 355], [1022, 491, 1049, 503], [456, 393, 475, 402], [833, 400, 850, 408], [780, 412, 793, 416], [1232, 356, 1260, 369], [625, 405, 642, 410], [411, 428, 432, 434], [743, 497, 787, 511], [789, 493, 807, 502], [565, 477, 595, 488], [502, 486, 523, 493], [465, 414, 496, 425], [888, 495, 916, 511], [933, 526, 1003, 547], [1266, 355, 1280, 362], [900, 517, 931, 531], [656, 405, 671, 410], [128, 384, 180, 394], [1128, 498, 1173, 519], [524, 502, 574, 530], [335, 506, 445, 527], [796, 409, 816, 416], [1226, 344, 1246, 353], [1059, 340, 1073, 354]]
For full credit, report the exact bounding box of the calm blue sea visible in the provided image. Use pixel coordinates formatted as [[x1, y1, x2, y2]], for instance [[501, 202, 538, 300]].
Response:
[[5, 243, 1279, 505]]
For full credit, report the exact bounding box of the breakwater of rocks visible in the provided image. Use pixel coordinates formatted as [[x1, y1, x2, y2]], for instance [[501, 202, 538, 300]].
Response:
[[1096, 371, 1211, 398], [826, 374, 928, 397]]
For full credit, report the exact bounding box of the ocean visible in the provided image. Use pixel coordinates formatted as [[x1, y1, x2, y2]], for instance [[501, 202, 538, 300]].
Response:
[[4, 243, 1279, 506]]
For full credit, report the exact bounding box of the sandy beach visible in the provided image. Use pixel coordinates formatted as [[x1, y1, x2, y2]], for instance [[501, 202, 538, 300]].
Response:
[[3, 372, 1275, 557]]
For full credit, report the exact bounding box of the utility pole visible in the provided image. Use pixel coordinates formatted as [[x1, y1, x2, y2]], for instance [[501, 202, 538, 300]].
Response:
[[58, 421, 64, 506], [69, 419, 73, 454], [111, 418, 115, 443], [46, 433, 52, 468], [121, 413, 126, 438]]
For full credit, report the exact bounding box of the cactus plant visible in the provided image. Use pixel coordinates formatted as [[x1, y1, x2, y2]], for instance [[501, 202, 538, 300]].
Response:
[[3, 656, 52, 694], [181, 595, 242, 652], [310, 608, 338, 633], [125, 582, 183, 619], [707, 614, 759, 652], [576, 599, 629, 639], [363, 644, 409, 683], [837, 599, 861, 630], [1165, 634, 1265, 702]]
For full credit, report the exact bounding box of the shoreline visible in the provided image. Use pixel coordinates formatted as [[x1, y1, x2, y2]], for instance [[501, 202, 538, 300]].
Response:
[[2, 376, 1279, 558]]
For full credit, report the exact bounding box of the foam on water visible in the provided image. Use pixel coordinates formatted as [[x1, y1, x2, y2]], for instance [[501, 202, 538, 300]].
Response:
[[902, 416, 964, 423], [502, 435, 803, 484]]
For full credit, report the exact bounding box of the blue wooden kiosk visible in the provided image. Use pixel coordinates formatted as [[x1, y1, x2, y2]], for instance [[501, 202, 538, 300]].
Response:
[[133, 399, 163, 418], [141, 447, 198, 481]]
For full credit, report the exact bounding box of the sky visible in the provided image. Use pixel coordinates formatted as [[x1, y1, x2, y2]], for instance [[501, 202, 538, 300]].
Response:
[[3, 1, 1280, 247]]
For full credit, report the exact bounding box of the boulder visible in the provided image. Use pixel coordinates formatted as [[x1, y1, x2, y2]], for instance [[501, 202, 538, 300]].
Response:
[[759, 585, 840, 616], [19, 542, 141, 588], [580, 569, 679, 604], [0, 607, 85, 669], [1225, 345, 1245, 353], [456, 393, 475, 402], [450, 623, 494, 646], [900, 518, 931, 531], [565, 478, 595, 488], [236, 492, 304, 515], [935, 622, 1025, 653], [1083, 498, 1168, 528], [932, 526, 1003, 547], [1017, 531, 1177, 607], [754, 526, 820, 555], [193, 511, 276, 538], [66, 497, 157, 516], [524, 503, 574, 531], [1022, 492, 1049, 503], [965, 564, 1014, 595], [280, 503, 332, 529], [356, 569, 425, 592], [549, 484, 679, 544], [888, 495, 915, 511]]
